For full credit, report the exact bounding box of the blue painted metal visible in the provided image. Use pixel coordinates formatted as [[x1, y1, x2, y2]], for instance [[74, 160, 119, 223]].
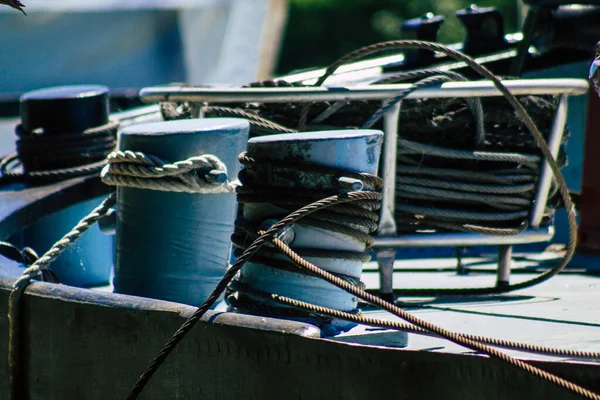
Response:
[[20, 85, 109, 134], [236, 129, 383, 334], [11, 196, 114, 287], [113, 118, 249, 306], [7, 85, 115, 287]]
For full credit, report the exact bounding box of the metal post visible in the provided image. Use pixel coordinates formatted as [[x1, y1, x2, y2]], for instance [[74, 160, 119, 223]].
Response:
[[236, 129, 384, 334], [530, 94, 569, 227], [14, 85, 114, 287], [376, 102, 401, 302], [496, 244, 512, 287], [139, 79, 588, 104], [372, 226, 554, 247], [113, 118, 249, 305]]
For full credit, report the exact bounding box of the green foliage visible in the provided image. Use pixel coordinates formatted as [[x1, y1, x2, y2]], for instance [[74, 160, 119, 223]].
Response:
[[275, 0, 518, 74]]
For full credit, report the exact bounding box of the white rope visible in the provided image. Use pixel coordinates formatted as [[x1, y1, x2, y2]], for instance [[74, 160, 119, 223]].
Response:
[[101, 150, 238, 194]]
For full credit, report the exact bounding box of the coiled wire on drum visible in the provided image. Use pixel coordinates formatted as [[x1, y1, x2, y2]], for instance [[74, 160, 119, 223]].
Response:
[[192, 72, 566, 236], [227, 152, 383, 328], [0, 121, 118, 184]]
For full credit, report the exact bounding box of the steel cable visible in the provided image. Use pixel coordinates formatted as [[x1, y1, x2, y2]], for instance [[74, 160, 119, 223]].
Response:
[[264, 232, 600, 399], [264, 290, 600, 361], [125, 191, 382, 399], [295, 39, 577, 296], [127, 40, 582, 397]]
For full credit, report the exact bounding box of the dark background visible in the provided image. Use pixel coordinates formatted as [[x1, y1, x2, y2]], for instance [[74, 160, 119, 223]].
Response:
[[275, 0, 519, 74]]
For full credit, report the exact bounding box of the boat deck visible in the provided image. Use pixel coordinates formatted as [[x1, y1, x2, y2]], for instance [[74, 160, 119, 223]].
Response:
[[335, 253, 600, 363], [2, 117, 600, 398]]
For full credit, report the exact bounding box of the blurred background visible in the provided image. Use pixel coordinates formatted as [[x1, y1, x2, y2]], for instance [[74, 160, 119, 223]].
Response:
[[277, 0, 520, 74], [0, 0, 525, 98]]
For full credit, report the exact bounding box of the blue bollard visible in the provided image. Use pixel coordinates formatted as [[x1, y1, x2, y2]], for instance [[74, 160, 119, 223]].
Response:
[[13, 85, 114, 287], [113, 118, 249, 306], [235, 130, 383, 333]]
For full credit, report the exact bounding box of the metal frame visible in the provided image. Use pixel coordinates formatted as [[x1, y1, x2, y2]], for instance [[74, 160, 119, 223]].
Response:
[[139, 78, 588, 292]]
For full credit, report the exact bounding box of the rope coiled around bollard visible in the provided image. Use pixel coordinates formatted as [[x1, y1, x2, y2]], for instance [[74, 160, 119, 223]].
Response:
[[0, 121, 118, 184], [229, 153, 384, 325], [100, 150, 238, 193], [126, 191, 600, 400]]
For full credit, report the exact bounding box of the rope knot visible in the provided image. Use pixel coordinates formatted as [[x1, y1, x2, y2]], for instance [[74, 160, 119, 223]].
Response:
[[101, 150, 237, 194]]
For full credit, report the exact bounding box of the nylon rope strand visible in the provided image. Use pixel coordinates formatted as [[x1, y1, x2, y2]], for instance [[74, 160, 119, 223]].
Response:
[[100, 150, 238, 194], [298, 39, 577, 296], [7, 192, 116, 400]]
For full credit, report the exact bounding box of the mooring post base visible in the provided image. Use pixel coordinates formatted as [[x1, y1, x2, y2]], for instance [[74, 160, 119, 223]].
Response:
[[376, 248, 396, 303], [496, 244, 512, 288]]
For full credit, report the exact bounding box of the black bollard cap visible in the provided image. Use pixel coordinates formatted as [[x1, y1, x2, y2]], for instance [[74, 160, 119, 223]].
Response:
[[20, 85, 110, 134]]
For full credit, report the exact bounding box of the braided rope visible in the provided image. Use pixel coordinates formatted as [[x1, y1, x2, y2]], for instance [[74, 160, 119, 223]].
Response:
[[371, 68, 486, 147], [203, 106, 296, 135], [362, 75, 454, 129], [100, 150, 237, 194], [8, 193, 116, 400]]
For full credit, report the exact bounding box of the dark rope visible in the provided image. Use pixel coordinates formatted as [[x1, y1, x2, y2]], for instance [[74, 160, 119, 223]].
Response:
[[0, 121, 118, 184], [125, 191, 382, 399]]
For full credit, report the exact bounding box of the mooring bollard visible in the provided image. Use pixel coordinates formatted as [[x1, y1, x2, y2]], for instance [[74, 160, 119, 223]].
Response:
[[231, 129, 383, 334], [12, 85, 115, 287], [113, 118, 249, 305]]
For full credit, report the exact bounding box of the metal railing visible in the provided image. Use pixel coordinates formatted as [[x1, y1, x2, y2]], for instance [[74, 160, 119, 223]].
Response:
[[140, 78, 588, 295]]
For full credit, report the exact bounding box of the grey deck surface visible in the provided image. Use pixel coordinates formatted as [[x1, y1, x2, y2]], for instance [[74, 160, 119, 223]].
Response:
[[344, 253, 600, 363], [91, 250, 600, 363]]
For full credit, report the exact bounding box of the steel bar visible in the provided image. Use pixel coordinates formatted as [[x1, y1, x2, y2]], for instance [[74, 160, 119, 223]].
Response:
[[372, 226, 554, 248], [496, 245, 512, 287], [376, 102, 401, 301], [530, 94, 569, 227], [139, 79, 588, 104], [378, 102, 401, 236]]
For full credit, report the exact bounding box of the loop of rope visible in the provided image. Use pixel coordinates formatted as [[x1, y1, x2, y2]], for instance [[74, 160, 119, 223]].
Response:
[[362, 75, 454, 129], [371, 68, 486, 148], [100, 150, 237, 194]]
